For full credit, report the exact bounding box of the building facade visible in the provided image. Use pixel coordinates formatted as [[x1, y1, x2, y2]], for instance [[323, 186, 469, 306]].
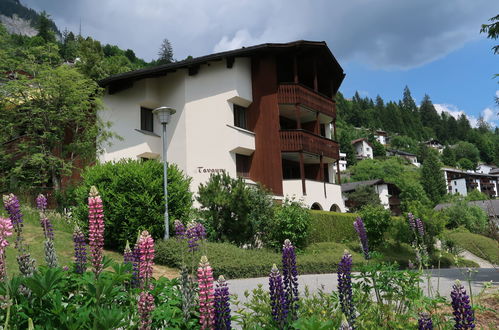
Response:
[[99, 41, 347, 212], [341, 179, 401, 215], [443, 167, 499, 198], [351, 138, 373, 160]]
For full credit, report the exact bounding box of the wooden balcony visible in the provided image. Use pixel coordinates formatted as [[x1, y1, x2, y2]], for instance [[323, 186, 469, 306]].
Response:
[[280, 129, 339, 159], [277, 83, 336, 118]]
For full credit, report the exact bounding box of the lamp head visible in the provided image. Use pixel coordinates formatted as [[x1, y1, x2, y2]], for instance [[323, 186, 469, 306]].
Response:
[[153, 106, 176, 124]]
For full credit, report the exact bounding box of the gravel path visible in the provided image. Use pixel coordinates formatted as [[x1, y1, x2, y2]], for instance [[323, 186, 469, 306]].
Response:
[[459, 250, 497, 268]]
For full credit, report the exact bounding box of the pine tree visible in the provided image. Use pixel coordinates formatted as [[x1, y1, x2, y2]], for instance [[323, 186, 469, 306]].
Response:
[[158, 38, 174, 64], [36, 11, 56, 43], [421, 150, 447, 204]]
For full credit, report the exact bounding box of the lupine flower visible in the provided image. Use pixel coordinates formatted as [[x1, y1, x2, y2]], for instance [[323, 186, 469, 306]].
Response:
[[16, 253, 35, 277], [197, 255, 215, 330], [3, 194, 23, 248], [416, 218, 425, 238], [187, 221, 206, 252], [174, 220, 187, 240], [36, 194, 47, 212], [123, 240, 134, 268], [73, 225, 87, 274], [282, 239, 299, 320], [269, 264, 288, 327], [450, 280, 475, 329], [0, 217, 13, 281], [353, 217, 369, 259], [338, 250, 355, 327], [214, 275, 231, 330], [138, 290, 155, 330], [88, 186, 105, 277], [408, 213, 416, 232], [418, 312, 433, 330], [131, 242, 140, 288], [180, 265, 196, 323], [137, 230, 155, 287], [44, 240, 58, 268], [39, 217, 54, 240]]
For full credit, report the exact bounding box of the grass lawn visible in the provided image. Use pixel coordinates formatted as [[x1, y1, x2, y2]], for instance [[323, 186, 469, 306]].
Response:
[[444, 229, 499, 265], [2, 207, 179, 279]]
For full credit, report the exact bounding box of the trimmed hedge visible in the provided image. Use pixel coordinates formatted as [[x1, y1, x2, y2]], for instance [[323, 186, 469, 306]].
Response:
[[444, 229, 499, 265], [155, 239, 365, 279], [307, 211, 358, 244]]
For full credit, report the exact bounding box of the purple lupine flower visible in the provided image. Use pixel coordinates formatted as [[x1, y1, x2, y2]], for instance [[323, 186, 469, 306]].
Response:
[[39, 217, 54, 240], [353, 217, 369, 259], [338, 250, 355, 328], [282, 239, 299, 321], [186, 221, 206, 252], [174, 220, 187, 240], [450, 281, 475, 329], [124, 240, 134, 265], [418, 312, 433, 330], [36, 194, 47, 212], [408, 213, 416, 232], [416, 218, 425, 238], [131, 241, 140, 288], [269, 264, 288, 328], [73, 226, 87, 274], [3, 194, 24, 248], [214, 275, 231, 330]]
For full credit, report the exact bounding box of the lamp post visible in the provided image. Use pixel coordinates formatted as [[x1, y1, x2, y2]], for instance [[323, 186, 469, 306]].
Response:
[[153, 106, 176, 240]]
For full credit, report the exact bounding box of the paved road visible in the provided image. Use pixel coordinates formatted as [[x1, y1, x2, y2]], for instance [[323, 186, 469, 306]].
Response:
[[228, 268, 499, 303]]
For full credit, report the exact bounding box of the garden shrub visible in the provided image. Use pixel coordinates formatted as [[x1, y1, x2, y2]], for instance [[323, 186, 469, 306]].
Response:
[[196, 172, 274, 246], [444, 228, 499, 264], [263, 198, 311, 250], [307, 211, 358, 244], [358, 205, 391, 249], [72, 160, 192, 250], [440, 200, 488, 234]]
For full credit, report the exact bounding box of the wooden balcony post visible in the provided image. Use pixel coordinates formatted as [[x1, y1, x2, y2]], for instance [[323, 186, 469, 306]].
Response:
[[336, 160, 341, 185], [315, 111, 319, 135], [299, 152, 306, 195], [320, 154, 326, 198], [295, 105, 301, 129]]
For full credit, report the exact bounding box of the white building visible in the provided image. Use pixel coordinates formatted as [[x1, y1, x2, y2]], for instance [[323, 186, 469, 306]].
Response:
[[386, 149, 420, 167], [351, 138, 373, 160], [374, 130, 388, 145], [98, 41, 347, 212], [443, 167, 499, 198], [424, 139, 444, 154], [341, 179, 402, 215], [476, 164, 496, 174], [338, 151, 347, 172]]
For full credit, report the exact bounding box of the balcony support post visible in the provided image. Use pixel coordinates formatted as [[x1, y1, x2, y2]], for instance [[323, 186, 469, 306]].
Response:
[[313, 56, 318, 92], [293, 55, 298, 83], [320, 155, 326, 198], [299, 152, 306, 195], [315, 111, 320, 135], [336, 159, 341, 185], [294, 105, 301, 129]]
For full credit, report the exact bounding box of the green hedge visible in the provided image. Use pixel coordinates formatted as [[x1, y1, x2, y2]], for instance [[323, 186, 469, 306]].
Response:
[[155, 239, 365, 279], [307, 211, 358, 244], [444, 229, 499, 265]]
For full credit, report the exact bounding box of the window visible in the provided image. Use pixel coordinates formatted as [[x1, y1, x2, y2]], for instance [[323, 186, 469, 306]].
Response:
[[236, 154, 251, 178], [141, 107, 154, 132], [233, 104, 247, 129]]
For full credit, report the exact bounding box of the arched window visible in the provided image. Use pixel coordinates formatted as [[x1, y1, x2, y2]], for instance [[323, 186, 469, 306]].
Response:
[[311, 202, 322, 210]]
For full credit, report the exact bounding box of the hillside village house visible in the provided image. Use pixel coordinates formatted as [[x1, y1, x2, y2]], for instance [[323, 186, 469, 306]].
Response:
[[386, 149, 420, 167], [443, 167, 499, 198], [424, 139, 444, 153], [98, 41, 347, 212], [341, 179, 402, 215], [351, 138, 373, 160], [374, 130, 388, 145]]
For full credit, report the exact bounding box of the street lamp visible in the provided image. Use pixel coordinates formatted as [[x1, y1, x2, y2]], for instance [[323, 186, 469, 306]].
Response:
[[153, 106, 176, 240]]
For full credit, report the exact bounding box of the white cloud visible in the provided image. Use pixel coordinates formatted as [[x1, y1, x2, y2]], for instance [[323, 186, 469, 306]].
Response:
[[434, 104, 498, 128], [24, 0, 499, 69]]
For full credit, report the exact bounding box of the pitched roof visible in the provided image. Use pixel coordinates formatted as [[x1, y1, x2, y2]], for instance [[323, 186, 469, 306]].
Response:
[[387, 149, 417, 157], [99, 40, 345, 91], [351, 138, 373, 147], [341, 179, 385, 192]]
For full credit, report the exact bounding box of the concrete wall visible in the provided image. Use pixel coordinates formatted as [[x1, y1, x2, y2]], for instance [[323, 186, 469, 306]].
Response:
[[282, 179, 346, 212], [450, 178, 467, 196], [374, 183, 390, 209]]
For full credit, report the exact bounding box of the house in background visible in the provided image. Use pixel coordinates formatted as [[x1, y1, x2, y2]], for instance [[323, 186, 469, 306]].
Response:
[[98, 41, 347, 212], [386, 149, 420, 167], [435, 199, 499, 226], [351, 138, 373, 160], [476, 163, 496, 174], [341, 179, 401, 215], [424, 139, 444, 153], [443, 167, 499, 198], [374, 130, 389, 145], [338, 151, 347, 172]]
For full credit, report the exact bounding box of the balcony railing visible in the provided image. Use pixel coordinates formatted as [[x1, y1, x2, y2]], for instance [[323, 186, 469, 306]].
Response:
[[280, 129, 338, 159], [277, 83, 335, 117]]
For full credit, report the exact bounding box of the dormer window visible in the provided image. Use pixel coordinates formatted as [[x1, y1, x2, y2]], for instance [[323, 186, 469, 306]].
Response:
[[141, 107, 154, 132], [233, 104, 247, 129]]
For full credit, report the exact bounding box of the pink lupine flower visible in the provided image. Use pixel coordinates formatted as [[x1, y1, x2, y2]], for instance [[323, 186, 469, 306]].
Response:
[[137, 230, 155, 287], [197, 255, 215, 330], [138, 290, 155, 330], [0, 217, 13, 281], [88, 186, 105, 277]]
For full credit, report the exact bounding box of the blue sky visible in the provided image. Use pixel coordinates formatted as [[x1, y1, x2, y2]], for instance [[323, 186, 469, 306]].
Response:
[[24, 0, 499, 127]]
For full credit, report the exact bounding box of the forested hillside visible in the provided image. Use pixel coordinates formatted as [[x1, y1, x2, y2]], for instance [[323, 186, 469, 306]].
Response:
[[0, 0, 60, 37], [336, 87, 499, 168]]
